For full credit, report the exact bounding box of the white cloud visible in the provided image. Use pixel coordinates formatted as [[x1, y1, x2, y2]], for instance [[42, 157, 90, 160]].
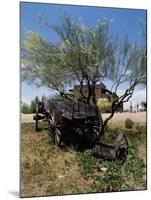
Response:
[[110, 18, 114, 23], [124, 89, 146, 109], [21, 91, 58, 105], [21, 96, 33, 105]]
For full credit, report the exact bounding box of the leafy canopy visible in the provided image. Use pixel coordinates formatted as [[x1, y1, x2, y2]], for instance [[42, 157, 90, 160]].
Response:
[[21, 13, 146, 136], [21, 14, 146, 97]]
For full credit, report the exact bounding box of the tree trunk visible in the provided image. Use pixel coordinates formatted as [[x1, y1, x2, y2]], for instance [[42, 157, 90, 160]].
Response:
[[91, 83, 96, 105]]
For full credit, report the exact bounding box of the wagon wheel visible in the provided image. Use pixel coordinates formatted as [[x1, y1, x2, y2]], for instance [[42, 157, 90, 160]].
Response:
[[92, 125, 100, 141], [116, 134, 129, 160], [86, 118, 101, 142], [48, 108, 63, 146]]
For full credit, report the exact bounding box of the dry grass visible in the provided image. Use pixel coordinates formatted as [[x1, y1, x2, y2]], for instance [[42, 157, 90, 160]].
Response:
[[20, 123, 92, 197], [20, 122, 147, 197]]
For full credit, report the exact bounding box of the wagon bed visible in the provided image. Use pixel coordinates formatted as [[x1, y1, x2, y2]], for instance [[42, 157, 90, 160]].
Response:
[[33, 97, 128, 160], [42, 99, 98, 120]]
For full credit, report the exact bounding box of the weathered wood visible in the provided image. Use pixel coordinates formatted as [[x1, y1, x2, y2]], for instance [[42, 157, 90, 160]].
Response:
[[33, 114, 45, 121], [47, 100, 98, 120], [92, 143, 117, 160], [33, 97, 128, 160], [33, 114, 46, 131], [92, 133, 128, 160]]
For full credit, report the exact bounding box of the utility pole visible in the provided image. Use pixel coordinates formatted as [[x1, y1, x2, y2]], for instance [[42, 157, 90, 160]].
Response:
[[130, 102, 133, 113], [137, 102, 139, 112]]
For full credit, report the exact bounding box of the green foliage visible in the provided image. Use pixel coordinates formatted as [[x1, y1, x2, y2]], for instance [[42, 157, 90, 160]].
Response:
[[47, 171, 56, 181], [77, 144, 145, 192], [105, 123, 146, 148], [21, 96, 39, 114], [30, 96, 39, 113], [47, 183, 63, 194], [21, 13, 146, 104], [21, 13, 146, 136], [103, 161, 123, 189], [97, 98, 111, 113], [21, 103, 31, 114], [90, 160, 124, 192], [125, 118, 134, 129], [78, 149, 124, 192], [21, 123, 146, 196], [140, 101, 147, 110], [135, 124, 146, 135], [21, 15, 110, 94], [102, 124, 121, 144], [77, 150, 102, 176], [123, 145, 145, 181]]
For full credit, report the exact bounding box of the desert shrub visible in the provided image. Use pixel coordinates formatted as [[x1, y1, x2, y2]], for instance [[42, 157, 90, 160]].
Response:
[[125, 118, 134, 129], [122, 129, 138, 147], [97, 98, 111, 113], [105, 125, 120, 143], [135, 124, 147, 144], [106, 124, 140, 147], [135, 124, 146, 135]]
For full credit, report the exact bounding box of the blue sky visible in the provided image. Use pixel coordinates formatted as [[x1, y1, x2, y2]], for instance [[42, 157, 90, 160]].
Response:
[[21, 2, 146, 109]]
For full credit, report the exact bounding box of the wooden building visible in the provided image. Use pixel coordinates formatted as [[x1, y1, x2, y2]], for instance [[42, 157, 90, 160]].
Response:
[[72, 83, 123, 112]]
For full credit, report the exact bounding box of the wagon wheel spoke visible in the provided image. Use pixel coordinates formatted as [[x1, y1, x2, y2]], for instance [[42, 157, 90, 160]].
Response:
[[54, 128, 62, 146], [93, 127, 100, 139], [48, 108, 62, 146], [86, 120, 100, 141]]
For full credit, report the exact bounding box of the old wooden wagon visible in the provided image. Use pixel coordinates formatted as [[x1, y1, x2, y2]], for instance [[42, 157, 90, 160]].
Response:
[[33, 96, 128, 160]]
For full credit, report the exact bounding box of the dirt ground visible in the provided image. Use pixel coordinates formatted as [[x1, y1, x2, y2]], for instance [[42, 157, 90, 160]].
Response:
[[20, 123, 93, 197], [21, 112, 146, 124], [21, 122, 146, 197]]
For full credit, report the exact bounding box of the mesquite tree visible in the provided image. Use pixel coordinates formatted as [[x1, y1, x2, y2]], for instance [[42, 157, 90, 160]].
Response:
[[21, 14, 146, 138]]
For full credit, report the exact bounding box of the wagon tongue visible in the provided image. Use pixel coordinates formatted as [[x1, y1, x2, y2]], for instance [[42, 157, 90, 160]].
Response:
[[33, 114, 45, 121]]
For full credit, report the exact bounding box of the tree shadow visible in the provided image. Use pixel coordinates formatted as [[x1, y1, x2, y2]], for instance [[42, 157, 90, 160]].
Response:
[[35, 127, 48, 132]]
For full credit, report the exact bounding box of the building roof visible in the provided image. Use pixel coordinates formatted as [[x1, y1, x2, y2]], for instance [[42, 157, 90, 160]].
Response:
[[73, 82, 107, 90]]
